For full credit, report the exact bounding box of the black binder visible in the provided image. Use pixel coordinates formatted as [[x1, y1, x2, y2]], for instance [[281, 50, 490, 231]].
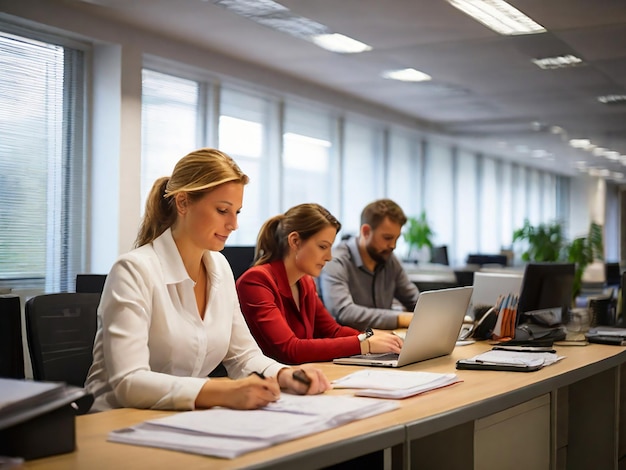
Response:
[[0, 379, 86, 460]]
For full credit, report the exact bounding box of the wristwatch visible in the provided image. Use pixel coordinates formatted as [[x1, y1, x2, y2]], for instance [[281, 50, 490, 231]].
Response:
[[357, 327, 374, 342]]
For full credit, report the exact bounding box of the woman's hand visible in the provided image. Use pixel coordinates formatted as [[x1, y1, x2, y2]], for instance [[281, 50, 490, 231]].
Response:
[[194, 374, 281, 410], [366, 331, 403, 354], [277, 364, 332, 395]]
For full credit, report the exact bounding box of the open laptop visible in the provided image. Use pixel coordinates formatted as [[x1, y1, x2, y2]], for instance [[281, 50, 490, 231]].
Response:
[[333, 286, 473, 368]]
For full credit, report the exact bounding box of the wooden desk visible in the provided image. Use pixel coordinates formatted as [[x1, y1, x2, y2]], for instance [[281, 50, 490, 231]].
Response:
[[24, 342, 626, 470]]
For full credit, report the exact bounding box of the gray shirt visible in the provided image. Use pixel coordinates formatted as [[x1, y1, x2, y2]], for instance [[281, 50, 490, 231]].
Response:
[[318, 236, 419, 330]]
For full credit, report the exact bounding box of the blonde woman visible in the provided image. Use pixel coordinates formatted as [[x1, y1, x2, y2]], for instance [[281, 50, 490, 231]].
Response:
[[86, 149, 329, 412]]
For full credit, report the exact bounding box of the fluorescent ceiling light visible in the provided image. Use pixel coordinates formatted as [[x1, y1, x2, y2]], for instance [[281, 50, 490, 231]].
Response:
[[592, 147, 607, 157], [382, 68, 432, 82], [311, 33, 372, 54], [214, 1, 371, 53], [569, 138, 590, 148], [213, 0, 287, 17], [597, 94, 626, 105], [532, 54, 584, 70], [447, 0, 546, 35]]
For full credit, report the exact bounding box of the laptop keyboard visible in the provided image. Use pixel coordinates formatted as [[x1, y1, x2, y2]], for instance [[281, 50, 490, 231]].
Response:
[[354, 352, 399, 360]]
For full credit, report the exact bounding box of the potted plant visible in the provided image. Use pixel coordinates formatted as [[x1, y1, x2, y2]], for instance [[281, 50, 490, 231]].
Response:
[[403, 210, 434, 263], [512, 219, 566, 262], [512, 219, 604, 300], [566, 221, 604, 298]]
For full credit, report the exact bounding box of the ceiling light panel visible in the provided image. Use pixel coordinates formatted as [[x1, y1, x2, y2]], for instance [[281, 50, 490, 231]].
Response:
[[213, 0, 371, 53], [532, 54, 584, 70], [446, 0, 546, 35], [382, 68, 432, 82], [310, 33, 372, 54], [597, 94, 626, 105]]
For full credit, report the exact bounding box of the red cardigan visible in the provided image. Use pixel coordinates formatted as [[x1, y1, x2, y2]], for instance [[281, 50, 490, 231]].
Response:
[[236, 260, 361, 364]]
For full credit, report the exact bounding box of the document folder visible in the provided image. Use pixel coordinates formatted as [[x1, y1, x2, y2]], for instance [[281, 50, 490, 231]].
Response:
[[0, 379, 87, 460]]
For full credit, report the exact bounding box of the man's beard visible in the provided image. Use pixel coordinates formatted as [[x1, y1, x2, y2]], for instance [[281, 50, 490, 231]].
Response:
[[366, 245, 392, 265]]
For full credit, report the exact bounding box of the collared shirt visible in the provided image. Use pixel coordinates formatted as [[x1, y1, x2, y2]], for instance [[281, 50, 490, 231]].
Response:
[[236, 260, 361, 365], [85, 228, 285, 411], [318, 236, 419, 330]]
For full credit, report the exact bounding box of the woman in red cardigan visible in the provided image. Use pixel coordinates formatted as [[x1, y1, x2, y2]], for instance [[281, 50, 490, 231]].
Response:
[[236, 203, 402, 365]]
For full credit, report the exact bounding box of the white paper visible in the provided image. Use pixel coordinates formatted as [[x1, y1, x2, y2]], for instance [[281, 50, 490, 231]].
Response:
[[145, 408, 319, 442], [332, 370, 460, 399], [109, 393, 399, 459], [109, 424, 269, 459]]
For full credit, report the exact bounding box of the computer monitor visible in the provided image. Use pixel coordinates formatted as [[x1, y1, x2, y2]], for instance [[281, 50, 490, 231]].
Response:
[[517, 263, 575, 326], [220, 246, 256, 280], [471, 271, 524, 310], [75, 274, 107, 294], [605, 262, 621, 287]]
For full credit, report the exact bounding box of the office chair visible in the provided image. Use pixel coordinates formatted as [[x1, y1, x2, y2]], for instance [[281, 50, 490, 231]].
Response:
[[25, 292, 100, 414], [75, 274, 107, 294], [220, 246, 256, 280], [0, 294, 25, 379], [466, 253, 508, 267], [430, 245, 449, 265]]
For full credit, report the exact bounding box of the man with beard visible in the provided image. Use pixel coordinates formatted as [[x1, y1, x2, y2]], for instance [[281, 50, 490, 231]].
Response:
[[318, 199, 419, 331]]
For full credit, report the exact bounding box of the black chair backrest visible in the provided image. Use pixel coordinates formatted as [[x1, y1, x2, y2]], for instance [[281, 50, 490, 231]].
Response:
[[466, 253, 508, 267], [75, 274, 107, 294], [25, 293, 100, 388], [0, 294, 25, 379], [430, 245, 449, 265], [220, 246, 256, 280]]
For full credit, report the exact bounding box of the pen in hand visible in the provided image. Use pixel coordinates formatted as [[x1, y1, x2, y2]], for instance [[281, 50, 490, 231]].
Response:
[[292, 369, 311, 393], [252, 371, 265, 380]]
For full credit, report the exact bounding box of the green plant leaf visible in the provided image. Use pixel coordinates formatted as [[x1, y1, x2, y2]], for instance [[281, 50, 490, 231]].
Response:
[[403, 210, 434, 256]]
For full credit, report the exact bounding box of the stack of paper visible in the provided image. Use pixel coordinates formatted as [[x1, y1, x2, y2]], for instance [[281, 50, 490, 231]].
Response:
[[0, 379, 65, 414], [461, 350, 564, 368], [331, 370, 460, 399], [0, 379, 84, 429], [108, 394, 399, 459]]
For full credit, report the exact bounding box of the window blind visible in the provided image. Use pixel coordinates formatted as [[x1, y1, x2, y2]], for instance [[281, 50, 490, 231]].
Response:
[[141, 69, 200, 210], [0, 29, 86, 292]]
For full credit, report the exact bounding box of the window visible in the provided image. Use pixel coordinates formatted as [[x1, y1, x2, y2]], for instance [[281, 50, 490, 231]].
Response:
[[0, 28, 87, 292], [141, 69, 200, 209], [219, 87, 278, 244], [424, 142, 454, 252], [499, 161, 514, 249], [387, 131, 423, 258], [282, 104, 338, 214], [455, 150, 478, 266], [341, 120, 385, 233], [478, 157, 500, 252]]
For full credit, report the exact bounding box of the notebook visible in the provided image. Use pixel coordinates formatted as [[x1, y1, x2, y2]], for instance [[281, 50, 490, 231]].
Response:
[[333, 286, 473, 367]]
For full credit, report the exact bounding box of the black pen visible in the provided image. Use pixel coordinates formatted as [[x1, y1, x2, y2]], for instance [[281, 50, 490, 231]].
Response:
[[252, 371, 265, 380], [292, 369, 311, 390]]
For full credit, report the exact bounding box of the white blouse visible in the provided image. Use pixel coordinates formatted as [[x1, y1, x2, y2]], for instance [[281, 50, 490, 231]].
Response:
[[86, 228, 285, 411]]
